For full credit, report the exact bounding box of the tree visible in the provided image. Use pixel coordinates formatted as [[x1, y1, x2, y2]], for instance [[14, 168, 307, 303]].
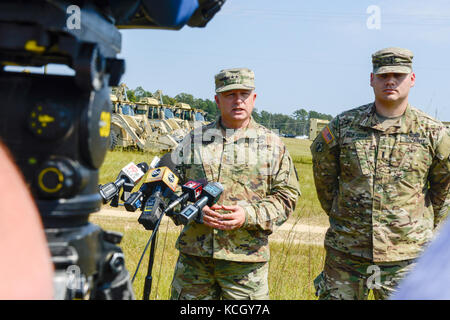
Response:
[[134, 86, 152, 101], [293, 108, 308, 136], [126, 89, 136, 102], [162, 95, 177, 105], [174, 93, 195, 106]]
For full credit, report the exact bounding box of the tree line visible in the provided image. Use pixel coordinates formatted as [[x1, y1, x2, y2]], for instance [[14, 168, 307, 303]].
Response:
[[125, 86, 332, 136]]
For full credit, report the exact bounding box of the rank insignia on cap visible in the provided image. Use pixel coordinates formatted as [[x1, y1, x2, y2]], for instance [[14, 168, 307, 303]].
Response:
[[321, 126, 335, 144]]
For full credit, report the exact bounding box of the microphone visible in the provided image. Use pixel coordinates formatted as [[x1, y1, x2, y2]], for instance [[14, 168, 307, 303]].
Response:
[[164, 180, 204, 214], [124, 165, 179, 212], [135, 155, 180, 229], [98, 161, 149, 205], [137, 185, 166, 230], [124, 153, 179, 212], [177, 181, 224, 225], [121, 156, 160, 212]]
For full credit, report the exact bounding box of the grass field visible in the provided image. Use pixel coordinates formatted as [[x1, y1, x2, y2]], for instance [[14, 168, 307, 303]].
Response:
[[89, 214, 326, 300], [92, 137, 330, 300]]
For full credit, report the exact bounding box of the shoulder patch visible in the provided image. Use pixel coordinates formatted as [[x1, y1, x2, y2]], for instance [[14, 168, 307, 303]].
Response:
[[321, 125, 335, 144]]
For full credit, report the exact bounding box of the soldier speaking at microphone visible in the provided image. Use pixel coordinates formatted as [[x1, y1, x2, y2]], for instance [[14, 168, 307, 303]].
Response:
[[310, 47, 450, 300], [169, 68, 301, 300]]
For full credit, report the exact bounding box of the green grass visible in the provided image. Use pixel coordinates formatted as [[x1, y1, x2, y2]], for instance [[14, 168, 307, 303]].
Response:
[[281, 137, 314, 162], [89, 215, 182, 300], [99, 149, 161, 185], [283, 138, 329, 225], [269, 242, 325, 299], [89, 214, 327, 300]]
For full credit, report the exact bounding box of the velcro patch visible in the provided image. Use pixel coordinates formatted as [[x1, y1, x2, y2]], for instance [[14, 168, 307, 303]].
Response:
[[321, 126, 335, 144]]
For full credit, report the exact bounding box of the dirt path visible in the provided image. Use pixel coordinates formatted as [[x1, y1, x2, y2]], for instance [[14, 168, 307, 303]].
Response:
[[93, 207, 328, 246]]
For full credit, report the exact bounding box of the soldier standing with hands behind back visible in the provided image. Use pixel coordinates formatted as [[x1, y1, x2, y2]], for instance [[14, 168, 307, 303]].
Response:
[[169, 68, 301, 300], [311, 47, 450, 300]]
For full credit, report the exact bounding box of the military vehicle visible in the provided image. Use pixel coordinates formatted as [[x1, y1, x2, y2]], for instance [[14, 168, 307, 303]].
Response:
[[134, 91, 208, 133], [108, 85, 211, 152], [109, 84, 139, 149], [135, 97, 188, 142], [173, 102, 208, 129], [109, 86, 181, 152], [444, 121, 450, 130], [309, 118, 330, 140]]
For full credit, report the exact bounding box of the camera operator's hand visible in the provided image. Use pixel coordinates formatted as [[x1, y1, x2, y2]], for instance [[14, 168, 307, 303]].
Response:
[[202, 204, 245, 230], [0, 143, 54, 299]]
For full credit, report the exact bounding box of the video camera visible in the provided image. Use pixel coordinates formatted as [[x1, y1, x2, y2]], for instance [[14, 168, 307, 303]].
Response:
[[0, 0, 225, 299]]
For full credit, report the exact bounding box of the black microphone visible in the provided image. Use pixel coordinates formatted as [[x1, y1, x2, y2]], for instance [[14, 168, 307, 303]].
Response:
[[98, 161, 149, 205], [124, 152, 180, 212], [164, 180, 204, 214], [125, 163, 179, 212], [177, 181, 224, 225], [135, 167, 179, 229], [122, 156, 161, 212], [137, 185, 166, 230], [135, 153, 181, 229]]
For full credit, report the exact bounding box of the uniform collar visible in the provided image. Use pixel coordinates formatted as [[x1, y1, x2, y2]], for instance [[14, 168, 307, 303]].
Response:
[[215, 116, 258, 143], [359, 102, 412, 133]]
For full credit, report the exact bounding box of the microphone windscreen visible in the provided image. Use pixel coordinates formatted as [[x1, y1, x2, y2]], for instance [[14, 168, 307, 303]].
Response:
[[120, 162, 146, 184], [158, 152, 180, 178], [137, 162, 149, 173], [149, 156, 160, 169]]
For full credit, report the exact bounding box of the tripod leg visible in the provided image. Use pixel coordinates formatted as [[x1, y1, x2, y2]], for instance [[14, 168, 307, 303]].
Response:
[[143, 231, 158, 300]]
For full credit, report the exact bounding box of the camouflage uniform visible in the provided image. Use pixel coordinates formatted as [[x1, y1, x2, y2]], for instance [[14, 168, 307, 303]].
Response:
[[311, 48, 450, 300], [170, 68, 301, 300]]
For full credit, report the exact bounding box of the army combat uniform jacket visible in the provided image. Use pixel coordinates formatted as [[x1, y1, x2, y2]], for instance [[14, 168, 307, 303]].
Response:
[[311, 103, 450, 262], [172, 117, 301, 262]]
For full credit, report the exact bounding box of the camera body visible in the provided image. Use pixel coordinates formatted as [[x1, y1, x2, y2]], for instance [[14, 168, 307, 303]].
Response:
[[0, 0, 128, 299]]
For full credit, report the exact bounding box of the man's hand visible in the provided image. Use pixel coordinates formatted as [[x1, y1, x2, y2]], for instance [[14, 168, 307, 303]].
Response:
[[202, 204, 246, 230]]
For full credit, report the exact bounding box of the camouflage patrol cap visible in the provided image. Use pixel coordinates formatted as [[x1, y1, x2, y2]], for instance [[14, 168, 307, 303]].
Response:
[[215, 68, 255, 93], [372, 47, 414, 74]]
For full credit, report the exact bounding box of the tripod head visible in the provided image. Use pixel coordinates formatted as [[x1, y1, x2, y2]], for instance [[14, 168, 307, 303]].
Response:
[[0, 0, 225, 299]]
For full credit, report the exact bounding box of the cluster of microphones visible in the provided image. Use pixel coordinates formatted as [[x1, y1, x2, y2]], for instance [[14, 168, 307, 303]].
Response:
[[98, 154, 224, 230]]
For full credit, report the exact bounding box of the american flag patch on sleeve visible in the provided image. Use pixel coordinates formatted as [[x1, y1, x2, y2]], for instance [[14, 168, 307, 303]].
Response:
[[321, 125, 335, 144]]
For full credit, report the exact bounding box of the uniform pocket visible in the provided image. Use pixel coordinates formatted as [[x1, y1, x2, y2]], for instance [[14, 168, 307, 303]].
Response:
[[340, 140, 373, 177], [354, 141, 373, 176], [230, 162, 268, 194], [390, 142, 424, 172]]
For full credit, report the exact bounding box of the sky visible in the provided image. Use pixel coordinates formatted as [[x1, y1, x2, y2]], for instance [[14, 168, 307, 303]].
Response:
[[8, 1, 448, 121], [117, 0, 450, 121]]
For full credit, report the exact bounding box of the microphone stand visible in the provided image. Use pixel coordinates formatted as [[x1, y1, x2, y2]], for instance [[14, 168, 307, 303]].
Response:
[[132, 193, 175, 300], [142, 209, 163, 301]]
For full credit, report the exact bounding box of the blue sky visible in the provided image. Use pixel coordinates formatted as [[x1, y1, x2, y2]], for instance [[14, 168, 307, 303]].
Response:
[[118, 0, 450, 121]]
